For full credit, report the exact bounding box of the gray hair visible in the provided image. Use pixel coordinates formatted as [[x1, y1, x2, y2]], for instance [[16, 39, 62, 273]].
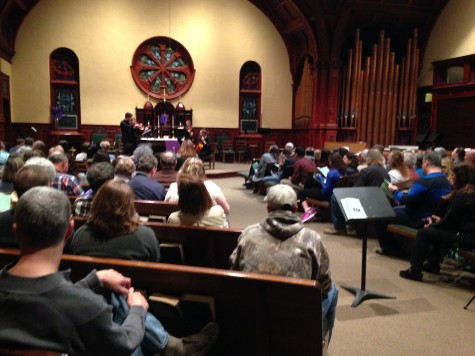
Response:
[[423, 151, 442, 168], [133, 144, 153, 165], [15, 187, 71, 250], [434, 147, 447, 159], [138, 154, 158, 173], [24, 157, 56, 182], [403, 151, 417, 168]]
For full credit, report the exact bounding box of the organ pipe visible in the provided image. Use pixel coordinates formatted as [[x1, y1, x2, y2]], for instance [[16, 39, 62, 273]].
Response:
[[338, 29, 420, 146]]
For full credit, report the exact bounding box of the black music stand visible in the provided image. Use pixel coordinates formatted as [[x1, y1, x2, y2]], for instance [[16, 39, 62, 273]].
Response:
[[333, 187, 397, 307]]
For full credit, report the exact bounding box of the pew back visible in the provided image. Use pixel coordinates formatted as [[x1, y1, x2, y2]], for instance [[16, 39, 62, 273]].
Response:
[[134, 200, 180, 221], [144, 222, 241, 268], [0, 249, 323, 356], [71, 219, 240, 269]]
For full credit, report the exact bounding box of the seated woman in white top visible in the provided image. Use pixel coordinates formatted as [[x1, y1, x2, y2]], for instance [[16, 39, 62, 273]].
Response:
[[168, 174, 228, 228], [387, 150, 412, 189], [165, 157, 231, 215]]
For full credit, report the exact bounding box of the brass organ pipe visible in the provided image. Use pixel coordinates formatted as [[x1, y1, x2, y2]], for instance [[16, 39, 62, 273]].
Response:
[[385, 52, 395, 145], [350, 30, 360, 127], [372, 31, 384, 145], [354, 39, 363, 128], [397, 58, 405, 129], [390, 64, 400, 143], [344, 49, 353, 126], [358, 57, 371, 142], [366, 44, 378, 146], [379, 37, 391, 145], [403, 38, 413, 128]]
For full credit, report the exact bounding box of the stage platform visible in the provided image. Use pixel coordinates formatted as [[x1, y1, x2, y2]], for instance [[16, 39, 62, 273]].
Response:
[[205, 162, 250, 179]]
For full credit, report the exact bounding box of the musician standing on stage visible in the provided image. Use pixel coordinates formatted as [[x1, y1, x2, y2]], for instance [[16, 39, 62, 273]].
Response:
[[185, 119, 194, 142], [120, 112, 143, 155], [197, 128, 211, 159]]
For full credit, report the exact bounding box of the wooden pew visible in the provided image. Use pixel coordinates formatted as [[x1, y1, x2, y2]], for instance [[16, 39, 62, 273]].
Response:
[[71, 217, 240, 269], [387, 224, 417, 239], [134, 200, 180, 221], [68, 199, 180, 221], [0, 249, 325, 356], [144, 222, 241, 268]]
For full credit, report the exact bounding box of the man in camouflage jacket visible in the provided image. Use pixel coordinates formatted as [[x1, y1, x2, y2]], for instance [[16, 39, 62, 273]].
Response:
[[230, 184, 338, 340]]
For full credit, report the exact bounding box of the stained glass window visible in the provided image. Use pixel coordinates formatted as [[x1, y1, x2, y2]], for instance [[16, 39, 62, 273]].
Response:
[[131, 37, 195, 100]]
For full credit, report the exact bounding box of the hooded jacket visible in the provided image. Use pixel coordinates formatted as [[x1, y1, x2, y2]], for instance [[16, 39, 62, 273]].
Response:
[[230, 210, 332, 295]]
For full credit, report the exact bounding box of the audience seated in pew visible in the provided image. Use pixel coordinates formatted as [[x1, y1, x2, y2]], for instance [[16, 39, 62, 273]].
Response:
[[230, 184, 338, 342], [250, 144, 280, 192], [151, 150, 178, 190], [113, 156, 136, 182], [168, 174, 228, 228], [325, 148, 390, 235], [0, 154, 23, 194], [49, 151, 84, 196], [342, 151, 359, 175], [75, 141, 90, 161], [387, 150, 412, 189], [400, 162, 475, 281], [281, 146, 317, 191], [300, 152, 346, 223], [0, 163, 55, 248], [67, 180, 160, 262], [166, 157, 230, 216], [375, 151, 452, 257], [72, 162, 114, 217], [261, 142, 295, 187], [0, 187, 218, 355], [128, 154, 166, 201]]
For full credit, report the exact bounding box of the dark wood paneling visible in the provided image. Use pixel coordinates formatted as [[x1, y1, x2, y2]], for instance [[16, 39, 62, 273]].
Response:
[[436, 97, 475, 149]]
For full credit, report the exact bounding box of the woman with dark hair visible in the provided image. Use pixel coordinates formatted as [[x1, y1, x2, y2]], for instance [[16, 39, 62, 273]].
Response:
[[0, 154, 24, 193], [343, 152, 358, 175], [451, 146, 465, 164], [67, 180, 160, 262], [400, 162, 475, 281], [168, 174, 227, 227], [300, 153, 346, 223]]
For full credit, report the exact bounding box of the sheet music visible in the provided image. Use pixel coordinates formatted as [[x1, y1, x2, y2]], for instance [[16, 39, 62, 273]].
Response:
[[318, 166, 330, 177], [341, 198, 367, 220]]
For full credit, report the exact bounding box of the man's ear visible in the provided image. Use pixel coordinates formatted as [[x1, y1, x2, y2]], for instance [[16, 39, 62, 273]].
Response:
[[63, 219, 75, 245], [12, 222, 22, 244]]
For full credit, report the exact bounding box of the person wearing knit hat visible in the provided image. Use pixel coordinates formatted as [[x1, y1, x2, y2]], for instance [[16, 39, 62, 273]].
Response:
[[230, 184, 338, 341]]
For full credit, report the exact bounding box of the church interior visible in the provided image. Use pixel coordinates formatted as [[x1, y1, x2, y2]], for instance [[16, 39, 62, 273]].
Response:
[[0, 0, 474, 355]]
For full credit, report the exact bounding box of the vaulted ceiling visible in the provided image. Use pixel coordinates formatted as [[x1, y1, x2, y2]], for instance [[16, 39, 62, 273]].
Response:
[[1, 0, 449, 70]]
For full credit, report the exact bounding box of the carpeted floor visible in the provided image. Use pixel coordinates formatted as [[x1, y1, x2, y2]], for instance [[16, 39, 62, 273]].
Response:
[[209, 163, 475, 356]]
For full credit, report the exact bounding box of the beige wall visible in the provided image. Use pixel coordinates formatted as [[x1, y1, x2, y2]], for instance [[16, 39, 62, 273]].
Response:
[[10, 0, 292, 128], [0, 58, 11, 76], [420, 0, 475, 86]]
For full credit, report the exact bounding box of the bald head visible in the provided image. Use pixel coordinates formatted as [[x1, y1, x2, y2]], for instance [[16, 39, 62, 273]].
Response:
[[160, 151, 177, 169]]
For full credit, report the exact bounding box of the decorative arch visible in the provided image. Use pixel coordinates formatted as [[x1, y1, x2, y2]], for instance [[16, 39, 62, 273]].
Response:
[[239, 61, 261, 133], [50, 48, 80, 130]]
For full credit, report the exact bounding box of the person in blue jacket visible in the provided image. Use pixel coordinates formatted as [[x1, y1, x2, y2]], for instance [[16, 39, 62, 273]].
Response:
[[300, 152, 346, 223]]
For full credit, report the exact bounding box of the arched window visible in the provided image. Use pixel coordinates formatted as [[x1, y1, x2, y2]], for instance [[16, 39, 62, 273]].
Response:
[[50, 48, 80, 130], [239, 61, 261, 133]]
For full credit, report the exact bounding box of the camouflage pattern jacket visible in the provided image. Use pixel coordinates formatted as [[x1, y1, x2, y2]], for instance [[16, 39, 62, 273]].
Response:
[[230, 210, 332, 295]]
